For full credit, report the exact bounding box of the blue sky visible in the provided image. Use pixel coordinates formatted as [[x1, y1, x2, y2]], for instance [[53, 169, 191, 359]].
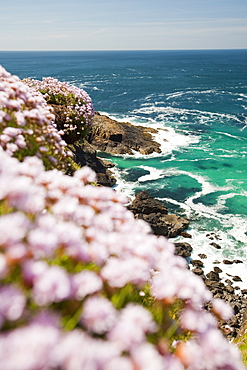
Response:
[[1, 0, 247, 50]]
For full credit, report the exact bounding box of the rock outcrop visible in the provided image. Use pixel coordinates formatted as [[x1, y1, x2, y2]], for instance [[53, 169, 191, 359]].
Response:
[[174, 242, 193, 258], [88, 112, 162, 155], [68, 141, 116, 187], [128, 191, 190, 238]]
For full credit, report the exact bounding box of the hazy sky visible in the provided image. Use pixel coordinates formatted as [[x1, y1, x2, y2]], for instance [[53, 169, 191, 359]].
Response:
[[1, 0, 247, 50]]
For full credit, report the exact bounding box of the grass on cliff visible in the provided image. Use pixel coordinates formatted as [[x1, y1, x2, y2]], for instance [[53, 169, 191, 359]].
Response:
[[234, 333, 247, 365]]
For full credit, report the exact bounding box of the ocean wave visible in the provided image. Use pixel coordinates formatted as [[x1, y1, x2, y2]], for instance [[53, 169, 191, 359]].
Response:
[[132, 104, 241, 125], [113, 166, 247, 287], [215, 131, 244, 140], [111, 162, 247, 288]]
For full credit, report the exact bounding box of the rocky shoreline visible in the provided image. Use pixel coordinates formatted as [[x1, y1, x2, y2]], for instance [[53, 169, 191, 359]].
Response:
[[88, 112, 162, 155], [68, 111, 164, 187], [67, 112, 247, 340], [128, 191, 247, 340]]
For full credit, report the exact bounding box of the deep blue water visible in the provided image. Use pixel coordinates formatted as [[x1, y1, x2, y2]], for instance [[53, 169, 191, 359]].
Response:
[[1, 50, 247, 284]]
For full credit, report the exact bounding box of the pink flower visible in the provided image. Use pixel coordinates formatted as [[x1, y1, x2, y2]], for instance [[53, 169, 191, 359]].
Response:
[[0, 286, 26, 326], [0, 318, 60, 370], [81, 296, 117, 334], [104, 357, 134, 370], [52, 330, 121, 370], [27, 228, 58, 258], [51, 330, 93, 369], [212, 298, 234, 321], [183, 328, 245, 370], [180, 309, 216, 333], [74, 166, 96, 184], [3, 177, 45, 213], [22, 260, 48, 285], [107, 304, 156, 351], [71, 270, 103, 300], [19, 156, 45, 178], [0, 212, 30, 247], [131, 343, 166, 370], [32, 265, 71, 305], [101, 256, 151, 288], [0, 254, 7, 278]]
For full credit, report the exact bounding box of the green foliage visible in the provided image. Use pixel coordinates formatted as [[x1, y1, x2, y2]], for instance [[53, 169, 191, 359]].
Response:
[[234, 333, 247, 365]]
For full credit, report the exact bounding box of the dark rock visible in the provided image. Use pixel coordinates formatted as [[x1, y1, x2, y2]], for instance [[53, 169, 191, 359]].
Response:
[[190, 259, 204, 267], [223, 259, 234, 265], [174, 242, 193, 258], [141, 213, 189, 238], [192, 267, 204, 276], [180, 231, 192, 238], [213, 260, 221, 264], [128, 191, 168, 215], [206, 271, 221, 281], [234, 259, 243, 264], [88, 112, 162, 155], [198, 254, 207, 259], [232, 304, 240, 315], [225, 279, 233, 285], [68, 141, 116, 187], [241, 289, 247, 295], [213, 267, 222, 274], [204, 280, 224, 293], [210, 242, 222, 249], [232, 276, 242, 282], [129, 192, 189, 238], [206, 232, 222, 240], [225, 285, 235, 294]]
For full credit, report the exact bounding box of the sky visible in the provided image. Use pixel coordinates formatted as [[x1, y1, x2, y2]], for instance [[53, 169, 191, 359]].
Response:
[[0, 0, 247, 51]]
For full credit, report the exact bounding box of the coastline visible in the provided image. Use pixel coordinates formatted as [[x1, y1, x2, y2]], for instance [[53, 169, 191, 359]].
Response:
[[71, 111, 247, 341]]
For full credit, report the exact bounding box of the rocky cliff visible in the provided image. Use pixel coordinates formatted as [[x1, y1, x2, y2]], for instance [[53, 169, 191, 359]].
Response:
[[88, 112, 162, 155], [68, 141, 116, 187]]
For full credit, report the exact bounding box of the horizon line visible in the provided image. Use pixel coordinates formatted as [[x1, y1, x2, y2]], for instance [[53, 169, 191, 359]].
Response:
[[0, 48, 247, 52]]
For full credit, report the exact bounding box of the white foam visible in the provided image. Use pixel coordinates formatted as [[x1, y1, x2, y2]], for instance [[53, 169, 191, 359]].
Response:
[[229, 216, 247, 244], [145, 124, 199, 155], [239, 93, 247, 99], [111, 167, 137, 201], [138, 166, 164, 182], [166, 91, 185, 100], [174, 228, 247, 291], [131, 105, 239, 127], [215, 131, 243, 141]]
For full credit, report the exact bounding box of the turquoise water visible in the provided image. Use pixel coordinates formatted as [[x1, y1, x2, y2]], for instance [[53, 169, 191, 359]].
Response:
[[1, 50, 247, 284]]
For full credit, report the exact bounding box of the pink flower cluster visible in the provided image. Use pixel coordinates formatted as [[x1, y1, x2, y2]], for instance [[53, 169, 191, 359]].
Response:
[[0, 68, 244, 369], [0, 66, 71, 169], [0, 147, 243, 369], [23, 76, 94, 140]]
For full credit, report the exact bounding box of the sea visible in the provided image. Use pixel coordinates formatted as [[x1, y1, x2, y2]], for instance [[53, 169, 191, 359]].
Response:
[[1, 50, 247, 288]]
